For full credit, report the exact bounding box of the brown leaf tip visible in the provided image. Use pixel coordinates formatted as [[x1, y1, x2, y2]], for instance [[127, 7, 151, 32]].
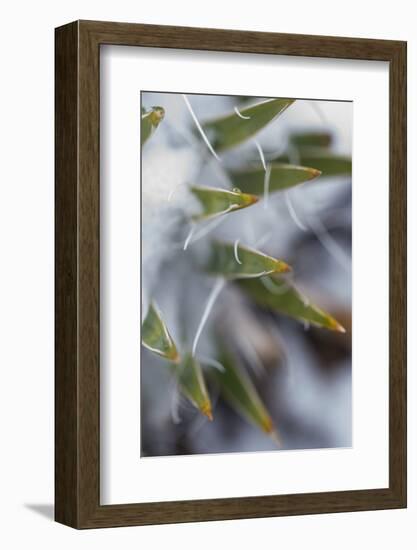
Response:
[[275, 261, 292, 274], [263, 418, 282, 448], [328, 318, 347, 334], [201, 402, 213, 421], [310, 168, 322, 179], [246, 194, 259, 205]]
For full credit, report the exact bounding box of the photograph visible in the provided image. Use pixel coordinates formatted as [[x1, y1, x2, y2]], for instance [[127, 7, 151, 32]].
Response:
[[0, 0, 409, 542], [140, 91, 353, 457]]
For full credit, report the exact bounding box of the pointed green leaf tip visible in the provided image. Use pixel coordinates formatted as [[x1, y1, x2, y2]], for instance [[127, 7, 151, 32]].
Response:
[[212, 344, 279, 442], [206, 241, 291, 279], [201, 98, 295, 151], [176, 353, 213, 420], [141, 105, 165, 145], [228, 163, 321, 196], [238, 276, 346, 332], [190, 185, 258, 221], [141, 302, 179, 362]]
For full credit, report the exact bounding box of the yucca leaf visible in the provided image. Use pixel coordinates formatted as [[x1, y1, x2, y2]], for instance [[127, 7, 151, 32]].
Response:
[[228, 163, 321, 196], [238, 276, 346, 332], [212, 344, 279, 441], [176, 353, 213, 420], [141, 302, 179, 362], [275, 152, 351, 178], [206, 241, 291, 279], [191, 185, 258, 221], [141, 106, 165, 145], [202, 98, 295, 151], [289, 131, 332, 149]]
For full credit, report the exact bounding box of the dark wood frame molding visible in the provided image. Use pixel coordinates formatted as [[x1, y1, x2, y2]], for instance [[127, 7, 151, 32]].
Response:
[[55, 20, 407, 529]]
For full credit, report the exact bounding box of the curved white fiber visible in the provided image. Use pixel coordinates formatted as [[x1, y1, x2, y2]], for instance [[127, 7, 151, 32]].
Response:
[[233, 239, 242, 264], [307, 214, 351, 271], [236, 332, 265, 376], [234, 106, 251, 120], [182, 94, 220, 161], [185, 204, 239, 249], [284, 190, 308, 231], [263, 164, 272, 209], [183, 224, 196, 251], [236, 271, 269, 279], [192, 278, 225, 357], [254, 140, 267, 171], [198, 356, 225, 372]]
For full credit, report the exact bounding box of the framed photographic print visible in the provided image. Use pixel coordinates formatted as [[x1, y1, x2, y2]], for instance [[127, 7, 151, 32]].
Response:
[[55, 20, 407, 528]]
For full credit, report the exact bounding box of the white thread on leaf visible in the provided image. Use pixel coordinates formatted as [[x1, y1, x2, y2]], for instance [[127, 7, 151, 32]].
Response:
[[186, 204, 239, 249], [263, 164, 272, 209], [254, 140, 267, 171], [233, 239, 242, 264], [182, 94, 220, 161], [236, 271, 269, 279], [192, 278, 225, 357], [234, 106, 251, 120]]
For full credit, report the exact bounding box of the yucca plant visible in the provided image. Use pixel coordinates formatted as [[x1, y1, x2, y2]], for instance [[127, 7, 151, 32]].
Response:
[[141, 94, 352, 455]]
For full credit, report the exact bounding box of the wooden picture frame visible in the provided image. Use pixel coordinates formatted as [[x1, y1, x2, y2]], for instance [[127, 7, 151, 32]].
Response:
[[55, 20, 407, 529]]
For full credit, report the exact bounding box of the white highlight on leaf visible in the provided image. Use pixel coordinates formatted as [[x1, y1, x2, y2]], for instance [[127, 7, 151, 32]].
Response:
[[254, 140, 267, 171], [284, 190, 308, 231], [263, 164, 272, 209], [192, 278, 225, 357], [233, 239, 242, 264], [182, 94, 221, 161], [234, 106, 251, 120]]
